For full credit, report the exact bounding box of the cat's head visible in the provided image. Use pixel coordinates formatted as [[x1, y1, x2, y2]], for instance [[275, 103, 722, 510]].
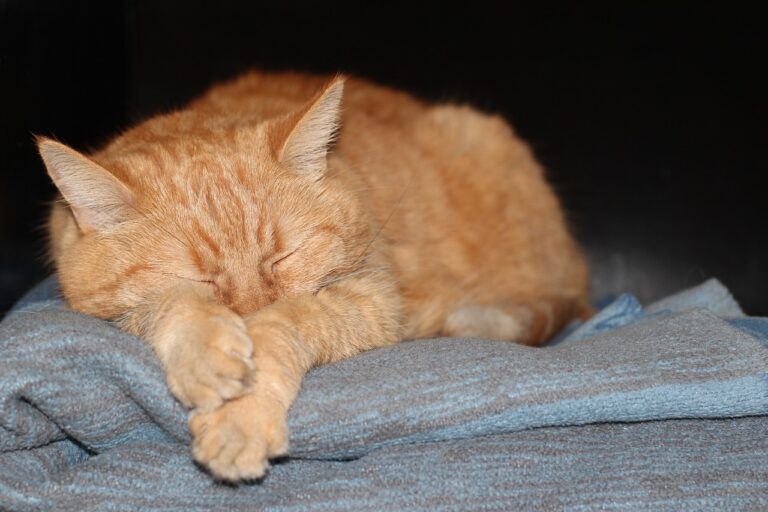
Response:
[[38, 77, 371, 331]]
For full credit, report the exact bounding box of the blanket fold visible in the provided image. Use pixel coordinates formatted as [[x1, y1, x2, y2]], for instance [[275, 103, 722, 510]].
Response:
[[291, 308, 768, 459]]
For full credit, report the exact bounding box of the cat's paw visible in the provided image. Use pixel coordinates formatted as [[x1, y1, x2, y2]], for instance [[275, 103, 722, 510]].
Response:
[[189, 391, 289, 482], [162, 306, 254, 411]]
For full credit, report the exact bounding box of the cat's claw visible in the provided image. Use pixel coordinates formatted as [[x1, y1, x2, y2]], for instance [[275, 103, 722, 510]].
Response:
[[163, 307, 254, 411], [189, 391, 289, 482]]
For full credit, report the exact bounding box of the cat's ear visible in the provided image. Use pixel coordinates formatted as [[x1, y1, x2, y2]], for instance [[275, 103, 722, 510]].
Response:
[[37, 137, 135, 232], [271, 77, 345, 177]]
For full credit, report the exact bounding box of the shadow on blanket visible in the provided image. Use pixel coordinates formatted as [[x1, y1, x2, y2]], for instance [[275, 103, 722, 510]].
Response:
[[1, 278, 767, 510]]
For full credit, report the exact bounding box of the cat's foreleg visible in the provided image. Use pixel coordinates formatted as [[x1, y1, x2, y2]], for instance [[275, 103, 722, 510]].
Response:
[[129, 283, 255, 412], [189, 272, 402, 482]]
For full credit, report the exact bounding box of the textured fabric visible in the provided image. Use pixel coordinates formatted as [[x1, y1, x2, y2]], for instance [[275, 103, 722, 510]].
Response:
[[1, 278, 767, 511], [561, 278, 744, 344], [645, 277, 745, 317]]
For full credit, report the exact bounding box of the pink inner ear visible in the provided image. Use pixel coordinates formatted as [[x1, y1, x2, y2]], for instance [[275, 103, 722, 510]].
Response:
[[274, 78, 345, 176], [38, 138, 135, 232]]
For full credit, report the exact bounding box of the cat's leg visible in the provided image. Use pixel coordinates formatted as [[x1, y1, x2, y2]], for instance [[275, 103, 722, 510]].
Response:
[[442, 296, 592, 346], [132, 283, 255, 411], [189, 271, 401, 481]]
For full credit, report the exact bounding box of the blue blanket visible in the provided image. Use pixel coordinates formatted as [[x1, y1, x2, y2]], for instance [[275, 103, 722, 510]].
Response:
[[1, 278, 767, 510]]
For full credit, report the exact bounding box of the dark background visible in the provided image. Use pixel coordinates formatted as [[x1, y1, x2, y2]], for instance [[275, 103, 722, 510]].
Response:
[[1, 1, 766, 317]]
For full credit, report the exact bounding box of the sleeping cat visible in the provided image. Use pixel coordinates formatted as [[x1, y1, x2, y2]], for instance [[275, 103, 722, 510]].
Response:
[[38, 71, 590, 482]]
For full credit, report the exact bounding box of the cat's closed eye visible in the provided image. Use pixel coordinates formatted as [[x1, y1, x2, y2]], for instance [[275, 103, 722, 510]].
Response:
[[175, 274, 220, 296], [270, 249, 298, 274], [199, 279, 220, 295], [269, 231, 345, 293]]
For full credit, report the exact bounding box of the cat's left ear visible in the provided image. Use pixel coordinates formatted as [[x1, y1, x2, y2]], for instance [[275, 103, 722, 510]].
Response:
[[270, 76, 345, 178], [37, 137, 135, 232]]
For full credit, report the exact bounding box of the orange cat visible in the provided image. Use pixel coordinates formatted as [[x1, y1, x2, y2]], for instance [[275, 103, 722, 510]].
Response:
[[38, 71, 590, 481]]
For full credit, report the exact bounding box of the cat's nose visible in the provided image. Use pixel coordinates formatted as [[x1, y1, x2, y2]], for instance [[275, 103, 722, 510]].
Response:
[[227, 288, 275, 316], [229, 299, 261, 316]]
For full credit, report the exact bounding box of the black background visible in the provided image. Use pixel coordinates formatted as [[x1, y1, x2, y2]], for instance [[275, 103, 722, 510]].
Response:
[[1, 1, 766, 317]]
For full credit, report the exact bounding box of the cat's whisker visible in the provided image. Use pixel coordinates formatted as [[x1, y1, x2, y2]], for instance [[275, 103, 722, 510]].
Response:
[[317, 267, 388, 289], [350, 179, 412, 268], [344, 185, 409, 194]]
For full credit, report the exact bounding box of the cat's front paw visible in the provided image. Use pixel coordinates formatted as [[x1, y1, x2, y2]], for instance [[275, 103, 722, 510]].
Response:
[[162, 306, 254, 411], [189, 391, 289, 482]]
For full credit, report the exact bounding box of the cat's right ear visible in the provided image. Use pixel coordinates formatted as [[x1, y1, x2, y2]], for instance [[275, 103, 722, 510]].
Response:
[[269, 77, 345, 178], [36, 137, 135, 232]]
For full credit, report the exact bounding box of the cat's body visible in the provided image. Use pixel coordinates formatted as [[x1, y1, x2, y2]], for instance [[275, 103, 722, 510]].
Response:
[[39, 71, 590, 481]]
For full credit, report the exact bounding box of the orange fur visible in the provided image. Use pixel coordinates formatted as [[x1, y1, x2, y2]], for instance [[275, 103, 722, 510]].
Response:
[[38, 71, 590, 481]]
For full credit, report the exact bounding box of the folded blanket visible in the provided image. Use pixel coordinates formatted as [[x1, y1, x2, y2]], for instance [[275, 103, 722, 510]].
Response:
[[1, 278, 767, 511]]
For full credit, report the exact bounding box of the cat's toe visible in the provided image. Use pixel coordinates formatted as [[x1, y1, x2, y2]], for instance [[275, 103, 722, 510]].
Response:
[[168, 374, 224, 410], [191, 414, 227, 463], [231, 437, 269, 480], [168, 358, 251, 410], [208, 312, 254, 363]]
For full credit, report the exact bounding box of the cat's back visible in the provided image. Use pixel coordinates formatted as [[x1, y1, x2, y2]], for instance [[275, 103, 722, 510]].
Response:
[[195, 71, 543, 209], [191, 71, 428, 129]]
